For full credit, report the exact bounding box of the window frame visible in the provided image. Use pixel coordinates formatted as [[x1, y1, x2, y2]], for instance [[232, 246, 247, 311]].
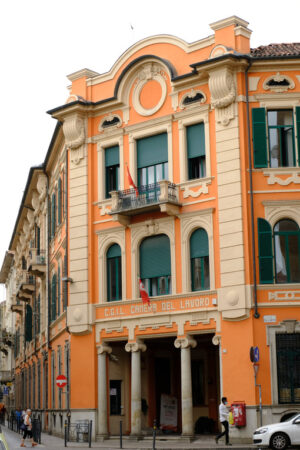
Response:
[[252, 105, 300, 169], [106, 244, 122, 302], [97, 134, 124, 203]]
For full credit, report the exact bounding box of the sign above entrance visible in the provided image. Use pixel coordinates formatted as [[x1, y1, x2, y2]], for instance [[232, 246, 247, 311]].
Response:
[[56, 374, 67, 388], [97, 294, 217, 320]]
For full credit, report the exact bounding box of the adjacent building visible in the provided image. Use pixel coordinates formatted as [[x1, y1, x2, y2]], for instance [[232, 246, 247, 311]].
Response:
[[1, 16, 300, 441]]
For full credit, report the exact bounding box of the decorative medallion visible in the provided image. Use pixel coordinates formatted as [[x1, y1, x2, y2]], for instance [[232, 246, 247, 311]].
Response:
[[132, 63, 167, 116]]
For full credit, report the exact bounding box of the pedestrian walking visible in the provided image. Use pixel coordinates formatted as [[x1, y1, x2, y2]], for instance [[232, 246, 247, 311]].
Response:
[[215, 396, 232, 445], [20, 409, 38, 447]]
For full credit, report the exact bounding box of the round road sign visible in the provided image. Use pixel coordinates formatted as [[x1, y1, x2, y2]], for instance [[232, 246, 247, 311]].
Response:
[[56, 374, 67, 388]]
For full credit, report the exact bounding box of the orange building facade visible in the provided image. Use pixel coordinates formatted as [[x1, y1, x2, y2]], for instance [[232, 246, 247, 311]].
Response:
[[1, 16, 300, 442]]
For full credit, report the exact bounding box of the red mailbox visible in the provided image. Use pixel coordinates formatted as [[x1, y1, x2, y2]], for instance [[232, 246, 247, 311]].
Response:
[[231, 401, 246, 427]]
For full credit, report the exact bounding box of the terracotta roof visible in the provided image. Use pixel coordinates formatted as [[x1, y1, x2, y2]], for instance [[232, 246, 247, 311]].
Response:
[[251, 43, 300, 58]]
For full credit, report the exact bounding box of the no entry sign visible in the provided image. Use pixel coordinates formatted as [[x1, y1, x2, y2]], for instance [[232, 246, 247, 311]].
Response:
[[56, 374, 67, 388]]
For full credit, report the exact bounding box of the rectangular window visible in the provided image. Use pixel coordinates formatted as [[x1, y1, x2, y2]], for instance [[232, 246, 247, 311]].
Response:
[[137, 133, 168, 193], [276, 333, 300, 403], [110, 380, 122, 415], [186, 123, 206, 180], [105, 145, 120, 198], [252, 107, 300, 168], [268, 110, 295, 167]]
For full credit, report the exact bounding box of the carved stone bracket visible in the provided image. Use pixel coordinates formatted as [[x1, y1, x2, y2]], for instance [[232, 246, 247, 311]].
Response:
[[125, 339, 147, 353], [212, 334, 221, 346], [209, 67, 236, 126], [63, 113, 86, 165], [174, 335, 197, 349]]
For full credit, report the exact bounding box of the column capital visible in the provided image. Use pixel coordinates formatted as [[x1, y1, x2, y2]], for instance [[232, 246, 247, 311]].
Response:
[[212, 334, 221, 346], [174, 335, 197, 349], [125, 339, 147, 353], [97, 343, 112, 355]]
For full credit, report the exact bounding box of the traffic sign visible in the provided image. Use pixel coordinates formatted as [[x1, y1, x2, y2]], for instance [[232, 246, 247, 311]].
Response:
[[250, 346, 260, 363], [56, 374, 67, 388]]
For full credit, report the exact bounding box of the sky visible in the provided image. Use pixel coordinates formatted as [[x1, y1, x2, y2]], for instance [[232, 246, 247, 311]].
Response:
[[0, 0, 299, 299]]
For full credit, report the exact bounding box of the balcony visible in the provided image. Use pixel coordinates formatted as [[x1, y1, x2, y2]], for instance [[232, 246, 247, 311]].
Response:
[[109, 180, 181, 225], [16, 272, 35, 301], [28, 249, 46, 277], [11, 302, 23, 314]]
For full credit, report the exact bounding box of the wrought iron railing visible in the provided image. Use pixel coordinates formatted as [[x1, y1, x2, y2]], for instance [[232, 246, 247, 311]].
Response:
[[111, 181, 179, 213]]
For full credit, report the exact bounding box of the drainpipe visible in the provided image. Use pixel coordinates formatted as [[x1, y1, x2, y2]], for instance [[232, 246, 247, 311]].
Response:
[[44, 170, 52, 347], [245, 60, 259, 319]]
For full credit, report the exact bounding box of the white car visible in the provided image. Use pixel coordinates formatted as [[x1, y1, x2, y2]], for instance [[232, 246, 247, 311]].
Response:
[[253, 413, 300, 449]]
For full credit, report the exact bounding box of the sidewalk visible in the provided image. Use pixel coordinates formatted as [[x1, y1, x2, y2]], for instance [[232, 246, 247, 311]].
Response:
[[3, 426, 256, 450]]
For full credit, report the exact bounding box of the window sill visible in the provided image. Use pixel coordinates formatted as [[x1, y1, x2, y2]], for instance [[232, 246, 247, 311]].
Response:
[[257, 283, 300, 290]]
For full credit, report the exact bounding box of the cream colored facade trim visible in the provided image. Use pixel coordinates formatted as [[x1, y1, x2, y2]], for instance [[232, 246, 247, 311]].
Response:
[[267, 320, 300, 405], [263, 72, 295, 93], [98, 114, 122, 132], [248, 77, 260, 91], [180, 178, 212, 198], [86, 35, 215, 87], [209, 66, 236, 126], [178, 109, 210, 183], [97, 227, 126, 303], [130, 217, 176, 299], [97, 132, 124, 202], [234, 26, 252, 39], [251, 189, 300, 194], [210, 16, 249, 31], [262, 199, 300, 226], [63, 114, 87, 165], [263, 169, 300, 186], [67, 68, 100, 82], [128, 119, 173, 184], [255, 94, 300, 106], [179, 89, 206, 110], [132, 63, 167, 116], [180, 209, 215, 292], [268, 290, 300, 301]]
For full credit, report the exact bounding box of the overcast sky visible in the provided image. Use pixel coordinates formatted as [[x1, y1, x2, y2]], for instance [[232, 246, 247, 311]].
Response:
[[0, 0, 299, 299]]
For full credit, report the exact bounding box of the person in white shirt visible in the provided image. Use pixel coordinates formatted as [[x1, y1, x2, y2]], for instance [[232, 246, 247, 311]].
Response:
[[215, 397, 231, 445]]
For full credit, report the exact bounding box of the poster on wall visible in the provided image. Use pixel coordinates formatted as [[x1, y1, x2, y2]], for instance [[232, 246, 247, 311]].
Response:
[[160, 394, 178, 431]]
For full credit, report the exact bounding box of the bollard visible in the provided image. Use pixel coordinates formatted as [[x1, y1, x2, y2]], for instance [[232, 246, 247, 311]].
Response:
[[152, 419, 157, 450], [64, 419, 67, 447], [120, 420, 123, 449]]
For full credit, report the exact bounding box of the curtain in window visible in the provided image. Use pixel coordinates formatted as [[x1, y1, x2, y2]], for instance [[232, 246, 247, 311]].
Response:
[[190, 228, 209, 291]]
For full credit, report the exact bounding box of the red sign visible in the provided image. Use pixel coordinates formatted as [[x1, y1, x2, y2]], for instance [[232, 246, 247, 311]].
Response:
[[56, 374, 67, 388]]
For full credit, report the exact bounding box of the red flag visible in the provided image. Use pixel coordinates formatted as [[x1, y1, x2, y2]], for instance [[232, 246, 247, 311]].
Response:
[[127, 166, 139, 197], [139, 278, 150, 305]]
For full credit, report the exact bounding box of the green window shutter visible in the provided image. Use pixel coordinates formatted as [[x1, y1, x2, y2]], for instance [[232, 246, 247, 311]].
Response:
[[51, 193, 56, 237], [51, 274, 57, 321], [57, 266, 61, 317], [252, 107, 268, 168], [296, 106, 300, 165], [105, 145, 119, 167], [137, 133, 168, 168], [140, 234, 171, 279], [187, 123, 205, 159], [258, 218, 274, 284], [58, 178, 62, 225], [190, 228, 209, 258], [25, 305, 33, 342]]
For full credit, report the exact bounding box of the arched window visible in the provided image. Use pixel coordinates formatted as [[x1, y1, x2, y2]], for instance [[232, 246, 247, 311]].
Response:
[[107, 244, 122, 301], [274, 219, 300, 283], [258, 218, 300, 284], [140, 234, 171, 296], [190, 228, 210, 291]]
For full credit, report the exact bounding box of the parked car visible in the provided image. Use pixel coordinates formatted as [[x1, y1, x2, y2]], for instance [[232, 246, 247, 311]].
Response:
[[253, 413, 300, 449]]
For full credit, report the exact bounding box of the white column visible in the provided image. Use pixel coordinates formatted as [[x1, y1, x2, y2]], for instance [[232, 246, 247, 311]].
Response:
[[174, 335, 197, 437], [97, 343, 112, 438], [125, 340, 147, 437]]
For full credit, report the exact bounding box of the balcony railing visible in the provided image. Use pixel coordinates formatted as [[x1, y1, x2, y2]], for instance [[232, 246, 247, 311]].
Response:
[[110, 180, 180, 223], [28, 249, 46, 277]]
